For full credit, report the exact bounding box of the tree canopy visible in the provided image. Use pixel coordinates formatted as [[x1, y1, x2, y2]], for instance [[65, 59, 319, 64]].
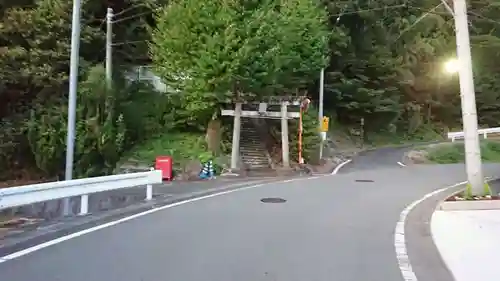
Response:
[[150, 0, 331, 123], [3, 0, 500, 181]]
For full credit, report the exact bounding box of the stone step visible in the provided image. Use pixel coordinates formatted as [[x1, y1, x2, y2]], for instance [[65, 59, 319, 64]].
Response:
[[241, 143, 264, 147], [240, 147, 266, 155], [241, 139, 264, 143], [243, 164, 269, 167], [241, 154, 267, 161], [241, 157, 268, 162], [242, 158, 268, 162], [241, 143, 266, 147], [241, 135, 260, 140], [243, 159, 269, 166], [241, 138, 263, 141], [241, 156, 268, 162], [241, 141, 262, 145], [240, 151, 267, 157]]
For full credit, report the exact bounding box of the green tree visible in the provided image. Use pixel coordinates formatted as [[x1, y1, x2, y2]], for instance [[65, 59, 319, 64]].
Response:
[[150, 0, 330, 127]]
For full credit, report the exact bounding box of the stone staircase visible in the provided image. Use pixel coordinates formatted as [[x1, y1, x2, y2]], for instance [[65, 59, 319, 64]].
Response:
[[240, 118, 271, 169]]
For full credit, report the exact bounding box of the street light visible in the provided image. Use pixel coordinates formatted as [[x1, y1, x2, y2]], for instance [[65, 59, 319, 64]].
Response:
[[444, 59, 459, 74]]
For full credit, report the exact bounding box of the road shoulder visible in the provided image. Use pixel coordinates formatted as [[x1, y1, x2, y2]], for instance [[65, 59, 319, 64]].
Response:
[[0, 177, 284, 258], [403, 183, 464, 281]]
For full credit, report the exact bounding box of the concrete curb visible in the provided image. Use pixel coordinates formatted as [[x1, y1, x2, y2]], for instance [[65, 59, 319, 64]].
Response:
[[402, 177, 500, 281], [439, 200, 500, 210]]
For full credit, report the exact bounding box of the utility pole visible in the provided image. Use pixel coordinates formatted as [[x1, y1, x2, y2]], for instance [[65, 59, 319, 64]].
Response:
[[105, 8, 113, 85], [63, 0, 83, 216], [318, 68, 325, 159], [453, 0, 484, 193]]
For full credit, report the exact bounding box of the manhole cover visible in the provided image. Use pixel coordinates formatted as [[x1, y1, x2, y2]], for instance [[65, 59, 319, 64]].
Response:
[[355, 179, 374, 182], [260, 197, 287, 203]]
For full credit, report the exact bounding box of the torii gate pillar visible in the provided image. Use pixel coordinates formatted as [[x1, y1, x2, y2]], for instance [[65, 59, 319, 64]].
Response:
[[280, 102, 290, 168], [230, 102, 242, 170]]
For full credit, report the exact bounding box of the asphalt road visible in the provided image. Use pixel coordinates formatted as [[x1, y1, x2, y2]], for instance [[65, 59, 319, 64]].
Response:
[[2, 163, 499, 281], [337, 146, 410, 174]]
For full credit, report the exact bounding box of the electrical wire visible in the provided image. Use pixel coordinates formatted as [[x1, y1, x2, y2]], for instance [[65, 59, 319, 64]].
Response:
[[330, 4, 407, 17], [112, 9, 160, 24], [393, 3, 444, 42], [111, 40, 148, 46]]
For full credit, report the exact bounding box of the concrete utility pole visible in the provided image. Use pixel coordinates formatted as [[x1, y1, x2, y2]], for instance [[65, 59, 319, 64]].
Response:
[[452, 0, 484, 193], [105, 8, 113, 86], [318, 68, 325, 159], [63, 0, 83, 216]]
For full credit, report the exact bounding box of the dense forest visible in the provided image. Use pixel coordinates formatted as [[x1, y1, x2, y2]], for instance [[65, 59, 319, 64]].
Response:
[[1, 0, 500, 183]]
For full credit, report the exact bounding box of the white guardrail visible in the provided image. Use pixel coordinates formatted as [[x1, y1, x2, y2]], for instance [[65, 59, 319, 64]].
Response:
[[0, 170, 163, 215], [447, 127, 500, 142]]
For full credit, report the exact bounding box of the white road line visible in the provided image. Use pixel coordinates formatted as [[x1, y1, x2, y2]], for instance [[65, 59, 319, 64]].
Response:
[[331, 159, 352, 175], [0, 176, 321, 264], [397, 162, 406, 167], [394, 181, 467, 281]]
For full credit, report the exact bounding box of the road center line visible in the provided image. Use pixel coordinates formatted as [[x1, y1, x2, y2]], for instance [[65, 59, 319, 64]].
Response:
[[331, 159, 352, 174]]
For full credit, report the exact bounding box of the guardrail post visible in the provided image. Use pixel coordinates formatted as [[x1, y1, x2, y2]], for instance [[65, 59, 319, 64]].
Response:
[[79, 194, 89, 215], [146, 184, 153, 201], [484, 132, 488, 139]]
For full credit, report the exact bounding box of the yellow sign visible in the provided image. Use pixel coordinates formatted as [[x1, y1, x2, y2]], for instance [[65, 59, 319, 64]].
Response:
[[321, 116, 329, 132]]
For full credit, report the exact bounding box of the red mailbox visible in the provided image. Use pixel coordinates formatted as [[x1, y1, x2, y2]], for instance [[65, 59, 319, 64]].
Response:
[[155, 156, 173, 181]]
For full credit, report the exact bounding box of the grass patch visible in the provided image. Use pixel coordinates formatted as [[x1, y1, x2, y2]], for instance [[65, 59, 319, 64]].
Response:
[[427, 140, 500, 164], [121, 132, 211, 171], [328, 121, 445, 150], [365, 126, 445, 147]]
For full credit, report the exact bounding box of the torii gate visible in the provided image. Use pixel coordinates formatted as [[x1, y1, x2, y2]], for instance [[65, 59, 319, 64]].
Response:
[[221, 96, 307, 170]]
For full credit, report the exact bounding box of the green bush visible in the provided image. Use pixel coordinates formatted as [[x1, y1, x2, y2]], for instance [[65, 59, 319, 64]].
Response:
[[289, 107, 321, 164], [427, 141, 500, 164], [123, 132, 209, 173], [24, 65, 165, 178]]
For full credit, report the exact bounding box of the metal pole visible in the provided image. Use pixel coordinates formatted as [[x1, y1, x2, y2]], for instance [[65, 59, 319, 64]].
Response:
[[63, 0, 83, 216], [319, 69, 324, 123], [453, 0, 484, 194], [105, 8, 113, 85], [298, 107, 303, 164], [319, 68, 325, 159]]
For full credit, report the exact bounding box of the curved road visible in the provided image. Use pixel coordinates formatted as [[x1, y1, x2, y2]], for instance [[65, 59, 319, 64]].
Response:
[[337, 146, 411, 174], [2, 162, 500, 280], [0, 165, 498, 281]]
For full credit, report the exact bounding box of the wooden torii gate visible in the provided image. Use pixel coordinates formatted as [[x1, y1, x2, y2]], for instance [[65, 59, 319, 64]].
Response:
[[221, 96, 306, 170]]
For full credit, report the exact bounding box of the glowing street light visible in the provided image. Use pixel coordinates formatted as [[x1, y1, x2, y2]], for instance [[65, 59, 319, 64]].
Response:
[[444, 59, 459, 74]]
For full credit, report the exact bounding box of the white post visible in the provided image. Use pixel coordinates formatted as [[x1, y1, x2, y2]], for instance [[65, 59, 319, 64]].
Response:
[[63, 0, 83, 216], [230, 103, 242, 170], [281, 102, 290, 168], [319, 68, 325, 159], [453, 0, 484, 194], [79, 195, 88, 215], [146, 184, 153, 201], [105, 8, 113, 85]]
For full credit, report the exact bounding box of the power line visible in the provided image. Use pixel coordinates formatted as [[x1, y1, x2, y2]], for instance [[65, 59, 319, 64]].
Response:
[[330, 4, 407, 17], [113, 3, 152, 18], [112, 9, 160, 24], [393, 3, 444, 42], [468, 11, 500, 26], [111, 40, 148, 46]]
